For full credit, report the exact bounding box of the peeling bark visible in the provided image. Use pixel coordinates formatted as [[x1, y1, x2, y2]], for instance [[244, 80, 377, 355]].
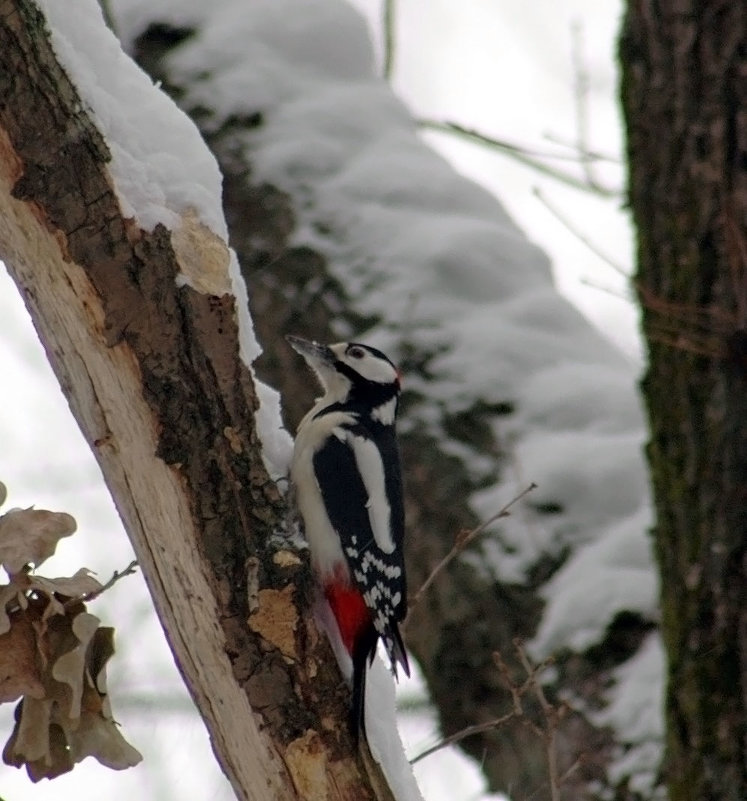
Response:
[[0, 2, 397, 798]]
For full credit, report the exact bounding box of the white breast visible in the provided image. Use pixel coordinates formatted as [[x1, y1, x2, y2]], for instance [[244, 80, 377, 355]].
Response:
[[291, 410, 357, 579]]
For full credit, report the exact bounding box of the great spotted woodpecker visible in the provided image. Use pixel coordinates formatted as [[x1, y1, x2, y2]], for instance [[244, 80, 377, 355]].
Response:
[[287, 335, 409, 742]]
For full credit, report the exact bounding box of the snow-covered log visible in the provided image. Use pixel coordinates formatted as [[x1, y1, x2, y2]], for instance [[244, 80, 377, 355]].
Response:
[[0, 1, 418, 798]]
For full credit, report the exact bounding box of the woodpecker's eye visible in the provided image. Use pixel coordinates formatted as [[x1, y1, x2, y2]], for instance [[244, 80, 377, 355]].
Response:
[[348, 346, 365, 359]]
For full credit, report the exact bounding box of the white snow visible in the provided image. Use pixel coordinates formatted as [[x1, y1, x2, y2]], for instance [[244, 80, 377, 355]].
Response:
[[253, 380, 294, 480], [366, 661, 426, 801], [530, 507, 658, 655], [591, 634, 666, 796], [36, 0, 293, 479], [37, 0, 225, 237]]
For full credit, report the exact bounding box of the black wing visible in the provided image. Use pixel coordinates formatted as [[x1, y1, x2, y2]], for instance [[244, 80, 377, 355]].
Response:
[[313, 423, 408, 672]]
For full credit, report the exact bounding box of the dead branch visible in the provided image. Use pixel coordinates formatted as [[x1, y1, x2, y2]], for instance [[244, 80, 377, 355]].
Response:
[[418, 119, 620, 197], [533, 187, 628, 276], [411, 639, 578, 801], [570, 20, 596, 191], [409, 709, 519, 765], [382, 0, 395, 80], [405, 482, 536, 622], [82, 559, 139, 602]]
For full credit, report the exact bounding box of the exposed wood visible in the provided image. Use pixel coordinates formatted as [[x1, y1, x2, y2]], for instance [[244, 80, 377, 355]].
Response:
[[0, 2, 398, 798]]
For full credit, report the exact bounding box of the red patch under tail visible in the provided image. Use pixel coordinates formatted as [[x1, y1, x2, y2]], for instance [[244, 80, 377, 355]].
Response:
[[324, 579, 371, 654], [323, 566, 378, 742]]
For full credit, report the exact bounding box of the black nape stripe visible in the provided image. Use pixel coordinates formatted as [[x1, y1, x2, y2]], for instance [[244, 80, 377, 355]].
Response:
[[332, 362, 399, 408]]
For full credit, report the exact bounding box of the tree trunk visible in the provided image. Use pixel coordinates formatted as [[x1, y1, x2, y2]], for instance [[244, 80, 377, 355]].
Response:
[[620, 2, 747, 799], [0, 2, 400, 798]]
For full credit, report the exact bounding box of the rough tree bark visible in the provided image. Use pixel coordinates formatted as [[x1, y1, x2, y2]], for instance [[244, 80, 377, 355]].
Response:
[[620, 2, 747, 799], [0, 2, 399, 799]]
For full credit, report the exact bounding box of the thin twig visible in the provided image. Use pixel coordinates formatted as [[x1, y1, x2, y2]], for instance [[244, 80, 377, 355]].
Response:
[[579, 276, 632, 303], [84, 559, 139, 602], [558, 756, 584, 785], [411, 640, 583, 800], [410, 710, 519, 764], [546, 707, 560, 801], [382, 0, 396, 80], [405, 483, 536, 620], [543, 132, 620, 164], [533, 187, 628, 276], [515, 640, 562, 801], [419, 119, 620, 197], [492, 650, 524, 713], [570, 20, 595, 190], [419, 119, 588, 162]]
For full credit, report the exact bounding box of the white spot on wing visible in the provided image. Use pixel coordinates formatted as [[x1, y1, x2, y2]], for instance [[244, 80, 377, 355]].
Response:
[[347, 433, 394, 553]]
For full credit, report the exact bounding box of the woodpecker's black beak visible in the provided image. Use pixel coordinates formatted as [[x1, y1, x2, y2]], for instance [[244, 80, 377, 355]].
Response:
[[285, 335, 335, 367]]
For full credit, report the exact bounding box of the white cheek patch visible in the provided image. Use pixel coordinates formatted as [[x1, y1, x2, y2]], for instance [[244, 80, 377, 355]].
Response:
[[330, 343, 398, 385], [347, 433, 394, 553], [356, 356, 398, 385]]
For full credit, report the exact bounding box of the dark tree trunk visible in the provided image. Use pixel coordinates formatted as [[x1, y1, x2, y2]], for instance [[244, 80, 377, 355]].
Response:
[[620, 2, 747, 799]]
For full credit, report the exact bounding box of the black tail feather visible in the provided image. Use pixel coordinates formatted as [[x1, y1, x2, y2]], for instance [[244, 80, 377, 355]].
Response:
[[350, 624, 378, 744], [387, 621, 410, 679]]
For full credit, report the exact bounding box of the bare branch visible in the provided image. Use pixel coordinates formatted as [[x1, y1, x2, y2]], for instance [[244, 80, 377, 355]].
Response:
[[409, 710, 519, 764], [405, 483, 536, 621], [382, 0, 395, 80], [558, 756, 585, 786], [570, 20, 595, 190], [84, 559, 139, 602], [515, 640, 563, 801], [411, 639, 579, 801], [579, 276, 633, 303], [543, 131, 620, 164], [533, 187, 629, 276], [421, 121, 592, 162], [418, 119, 620, 197]]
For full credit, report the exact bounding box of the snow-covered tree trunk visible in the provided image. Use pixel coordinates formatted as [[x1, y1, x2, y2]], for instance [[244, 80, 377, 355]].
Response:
[[621, 3, 747, 800], [0, 2, 404, 798]]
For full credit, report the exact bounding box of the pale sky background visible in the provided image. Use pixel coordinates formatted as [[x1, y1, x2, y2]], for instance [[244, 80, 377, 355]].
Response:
[[0, 1, 640, 799], [349, 0, 638, 359]]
